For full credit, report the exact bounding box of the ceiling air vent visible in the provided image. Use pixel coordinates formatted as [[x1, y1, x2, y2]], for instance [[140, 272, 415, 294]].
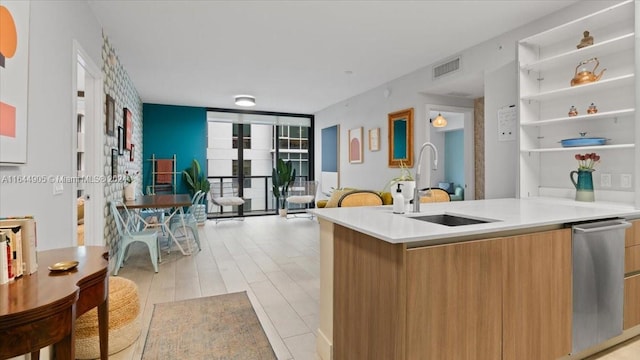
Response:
[[433, 57, 461, 79]]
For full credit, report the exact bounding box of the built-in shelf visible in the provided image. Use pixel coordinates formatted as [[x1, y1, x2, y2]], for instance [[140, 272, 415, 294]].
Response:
[[520, 108, 636, 127], [518, 0, 633, 47], [521, 33, 635, 73], [521, 144, 635, 153], [520, 74, 635, 102]]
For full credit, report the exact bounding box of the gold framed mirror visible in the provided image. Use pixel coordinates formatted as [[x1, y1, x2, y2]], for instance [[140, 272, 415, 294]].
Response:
[[388, 108, 414, 167]]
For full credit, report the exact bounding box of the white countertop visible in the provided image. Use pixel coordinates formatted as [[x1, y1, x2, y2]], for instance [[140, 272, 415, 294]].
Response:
[[309, 197, 640, 244]]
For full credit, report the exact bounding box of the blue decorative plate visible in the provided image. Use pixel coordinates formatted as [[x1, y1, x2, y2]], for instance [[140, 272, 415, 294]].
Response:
[[560, 137, 606, 147]]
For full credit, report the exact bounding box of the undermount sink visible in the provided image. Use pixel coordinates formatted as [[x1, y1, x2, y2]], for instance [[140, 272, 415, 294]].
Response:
[[408, 214, 497, 226]]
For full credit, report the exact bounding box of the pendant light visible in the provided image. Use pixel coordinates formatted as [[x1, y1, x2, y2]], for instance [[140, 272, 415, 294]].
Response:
[[431, 113, 447, 128]]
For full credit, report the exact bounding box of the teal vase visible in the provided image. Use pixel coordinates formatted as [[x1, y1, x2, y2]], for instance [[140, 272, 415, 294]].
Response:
[[570, 169, 595, 202]]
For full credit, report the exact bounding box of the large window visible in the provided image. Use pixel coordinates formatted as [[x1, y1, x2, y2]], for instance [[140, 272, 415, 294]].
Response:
[[207, 110, 313, 217]]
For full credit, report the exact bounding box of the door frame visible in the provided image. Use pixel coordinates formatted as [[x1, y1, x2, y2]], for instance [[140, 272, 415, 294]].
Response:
[[72, 40, 105, 246], [425, 104, 475, 200]]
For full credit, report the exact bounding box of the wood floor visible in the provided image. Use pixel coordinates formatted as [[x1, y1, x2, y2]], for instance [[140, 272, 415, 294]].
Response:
[[108, 215, 639, 360]]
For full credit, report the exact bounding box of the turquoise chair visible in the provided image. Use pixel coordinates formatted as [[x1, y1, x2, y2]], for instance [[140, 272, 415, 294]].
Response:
[[110, 201, 159, 274], [169, 191, 205, 251]]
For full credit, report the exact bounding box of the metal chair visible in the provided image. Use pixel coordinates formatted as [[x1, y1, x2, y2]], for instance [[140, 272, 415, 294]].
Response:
[[169, 190, 205, 250], [286, 179, 318, 219], [210, 179, 245, 223], [110, 201, 160, 274]]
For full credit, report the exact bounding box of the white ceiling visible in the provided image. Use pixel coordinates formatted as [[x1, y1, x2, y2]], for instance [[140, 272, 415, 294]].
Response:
[[88, 0, 576, 114]]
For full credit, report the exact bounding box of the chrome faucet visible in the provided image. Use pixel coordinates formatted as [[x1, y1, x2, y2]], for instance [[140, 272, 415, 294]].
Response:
[[412, 142, 438, 212]]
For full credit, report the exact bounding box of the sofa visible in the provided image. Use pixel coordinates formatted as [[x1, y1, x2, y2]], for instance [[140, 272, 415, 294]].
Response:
[[450, 186, 464, 201]]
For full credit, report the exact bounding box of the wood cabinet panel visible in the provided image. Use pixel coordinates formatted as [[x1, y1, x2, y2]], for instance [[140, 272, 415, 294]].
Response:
[[624, 274, 640, 330], [502, 229, 572, 360], [625, 220, 640, 247], [626, 244, 640, 275], [406, 239, 502, 360], [333, 225, 406, 360]]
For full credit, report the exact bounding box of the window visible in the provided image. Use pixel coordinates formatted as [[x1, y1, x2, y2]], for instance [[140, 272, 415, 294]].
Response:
[[232, 124, 251, 149]]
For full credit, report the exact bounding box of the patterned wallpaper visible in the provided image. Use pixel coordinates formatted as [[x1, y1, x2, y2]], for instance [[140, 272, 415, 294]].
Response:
[[101, 31, 143, 259]]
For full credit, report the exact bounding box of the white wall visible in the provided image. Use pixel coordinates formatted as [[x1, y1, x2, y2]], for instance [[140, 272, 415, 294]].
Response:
[[0, 1, 102, 250], [314, 0, 621, 196], [484, 61, 517, 199]]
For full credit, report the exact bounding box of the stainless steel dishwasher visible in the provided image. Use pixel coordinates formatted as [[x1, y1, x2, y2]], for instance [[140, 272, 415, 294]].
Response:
[[571, 219, 631, 354]]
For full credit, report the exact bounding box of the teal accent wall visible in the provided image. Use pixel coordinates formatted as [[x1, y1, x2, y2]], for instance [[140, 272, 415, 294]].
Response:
[[143, 104, 207, 194], [444, 130, 464, 188]]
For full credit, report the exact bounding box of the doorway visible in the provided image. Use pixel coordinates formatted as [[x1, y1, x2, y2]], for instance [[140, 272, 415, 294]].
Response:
[[426, 105, 475, 200], [72, 41, 104, 246]]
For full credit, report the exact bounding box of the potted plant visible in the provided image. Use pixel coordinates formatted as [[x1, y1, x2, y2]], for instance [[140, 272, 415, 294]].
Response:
[[182, 159, 210, 196], [272, 159, 296, 216], [182, 159, 210, 223], [123, 170, 139, 201], [384, 161, 415, 203]]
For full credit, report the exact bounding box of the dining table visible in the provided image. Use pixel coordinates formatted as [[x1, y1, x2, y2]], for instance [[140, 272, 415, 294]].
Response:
[[122, 194, 196, 256]]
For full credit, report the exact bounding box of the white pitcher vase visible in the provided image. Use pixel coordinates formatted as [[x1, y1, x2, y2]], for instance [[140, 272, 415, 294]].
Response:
[[124, 182, 136, 201]]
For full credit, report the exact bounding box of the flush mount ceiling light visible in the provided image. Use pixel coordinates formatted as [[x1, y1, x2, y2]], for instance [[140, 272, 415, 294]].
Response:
[[430, 113, 448, 128], [234, 95, 255, 107]]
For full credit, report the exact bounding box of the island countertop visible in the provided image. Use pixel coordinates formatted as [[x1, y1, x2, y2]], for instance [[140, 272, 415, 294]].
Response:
[[309, 197, 640, 245]]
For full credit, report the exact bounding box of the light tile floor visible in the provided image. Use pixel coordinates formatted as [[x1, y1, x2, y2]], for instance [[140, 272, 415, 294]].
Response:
[[107, 215, 638, 360]]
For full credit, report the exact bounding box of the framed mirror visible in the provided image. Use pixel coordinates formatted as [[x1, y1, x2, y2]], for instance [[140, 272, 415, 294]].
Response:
[[388, 108, 414, 167]]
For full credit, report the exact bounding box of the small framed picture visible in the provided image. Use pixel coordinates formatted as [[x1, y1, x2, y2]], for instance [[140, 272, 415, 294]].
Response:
[[123, 107, 133, 151], [106, 95, 115, 136], [130, 144, 135, 162], [117, 126, 124, 155], [111, 148, 118, 179], [369, 127, 380, 151], [348, 127, 363, 164]]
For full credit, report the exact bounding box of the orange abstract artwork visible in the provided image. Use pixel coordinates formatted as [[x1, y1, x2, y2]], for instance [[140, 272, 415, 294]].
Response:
[[0, 5, 18, 138], [0, 5, 18, 68]]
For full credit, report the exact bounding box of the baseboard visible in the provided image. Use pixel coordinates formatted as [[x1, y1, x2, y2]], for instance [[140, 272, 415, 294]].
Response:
[[316, 328, 333, 360]]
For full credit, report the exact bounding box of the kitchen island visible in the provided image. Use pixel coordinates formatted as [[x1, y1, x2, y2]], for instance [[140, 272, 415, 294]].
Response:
[[309, 198, 640, 360]]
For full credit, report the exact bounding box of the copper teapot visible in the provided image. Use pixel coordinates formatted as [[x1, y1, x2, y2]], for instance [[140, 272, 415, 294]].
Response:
[[571, 57, 606, 86]]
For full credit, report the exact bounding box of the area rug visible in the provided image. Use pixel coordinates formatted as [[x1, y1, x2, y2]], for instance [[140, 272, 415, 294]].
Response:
[[142, 291, 277, 359]]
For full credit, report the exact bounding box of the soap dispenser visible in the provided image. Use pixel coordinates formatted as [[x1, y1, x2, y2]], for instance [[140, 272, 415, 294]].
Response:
[[393, 183, 405, 214]]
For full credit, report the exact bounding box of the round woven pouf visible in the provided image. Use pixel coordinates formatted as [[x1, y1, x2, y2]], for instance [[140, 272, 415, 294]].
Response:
[[75, 276, 141, 359]]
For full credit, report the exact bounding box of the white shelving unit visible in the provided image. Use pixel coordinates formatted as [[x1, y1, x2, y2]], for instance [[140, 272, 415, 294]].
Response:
[[517, 0, 638, 207]]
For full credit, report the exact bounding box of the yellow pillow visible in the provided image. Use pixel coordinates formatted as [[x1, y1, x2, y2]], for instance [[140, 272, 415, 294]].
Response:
[[325, 188, 353, 208]]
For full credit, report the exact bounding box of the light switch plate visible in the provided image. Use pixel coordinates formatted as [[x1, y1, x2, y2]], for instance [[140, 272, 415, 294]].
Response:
[[620, 174, 632, 188], [600, 173, 611, 188], [53, 182, 63, 195]]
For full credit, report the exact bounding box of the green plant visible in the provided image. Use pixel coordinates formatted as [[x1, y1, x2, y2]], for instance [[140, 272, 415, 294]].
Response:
[[383, 161, 414, 191], [272, 159, 296, 209], [182, 158, 210, 196]]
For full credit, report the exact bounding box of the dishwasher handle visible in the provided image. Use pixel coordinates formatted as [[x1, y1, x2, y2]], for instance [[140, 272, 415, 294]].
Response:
[[573, 219, 631, 234]]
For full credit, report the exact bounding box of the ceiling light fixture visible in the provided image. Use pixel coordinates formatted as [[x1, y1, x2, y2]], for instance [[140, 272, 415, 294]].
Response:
[[234, 95, 256, 107], [430, 113, 447, 128]]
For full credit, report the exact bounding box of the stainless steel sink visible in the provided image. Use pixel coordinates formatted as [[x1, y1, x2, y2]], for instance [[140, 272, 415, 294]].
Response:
[[408, 214, 495, 226]]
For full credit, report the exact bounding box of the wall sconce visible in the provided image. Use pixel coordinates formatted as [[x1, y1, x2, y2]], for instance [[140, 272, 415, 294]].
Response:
[[234, 95, 256, 107], [430, 113, 447, 128]]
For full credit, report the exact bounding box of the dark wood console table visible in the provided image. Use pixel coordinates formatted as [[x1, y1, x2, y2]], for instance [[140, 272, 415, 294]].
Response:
[[0, 246, 109, 360]]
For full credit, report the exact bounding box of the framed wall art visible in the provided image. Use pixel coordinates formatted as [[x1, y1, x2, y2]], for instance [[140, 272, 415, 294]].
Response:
[[123, 107, 133, 151], [129, 144, 134, 162], [111, 148, 118, 179], [388, 108, 414, 167], [106, 94, 115, 136], [369, 127, 380, 151], [117, 126, 124, 155], [348, 126, 363, 164], [0, 1, 30, 164], [320, 125, 339, 196]]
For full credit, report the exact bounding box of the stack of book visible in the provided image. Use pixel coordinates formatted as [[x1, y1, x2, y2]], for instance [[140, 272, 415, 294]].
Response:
[[0, 216, 38, 284]]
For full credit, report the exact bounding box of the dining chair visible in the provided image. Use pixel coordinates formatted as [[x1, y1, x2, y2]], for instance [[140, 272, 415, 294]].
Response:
[[110, 201, 160, 274], [286, 179, 318, 219], [169, 190, 205, 250], [419, 188, 451, 203], [210, 179, 245, 223]]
